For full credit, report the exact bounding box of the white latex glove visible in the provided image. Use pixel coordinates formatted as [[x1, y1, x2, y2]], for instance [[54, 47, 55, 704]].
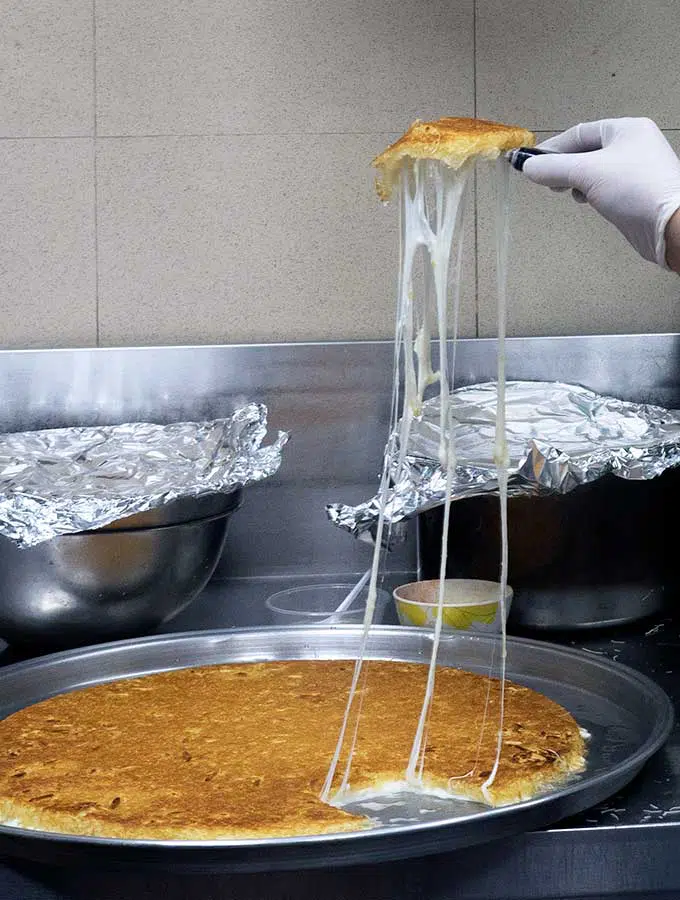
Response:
[[523, 118, 680, 267]]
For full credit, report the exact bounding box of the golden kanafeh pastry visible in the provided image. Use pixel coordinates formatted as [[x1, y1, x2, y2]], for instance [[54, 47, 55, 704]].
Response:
[[0, 660, 585, 840], [373, 116, 536, 200]]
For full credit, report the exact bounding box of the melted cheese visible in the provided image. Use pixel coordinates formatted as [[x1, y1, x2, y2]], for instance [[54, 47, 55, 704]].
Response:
[[482, 157, 511, 801], [323, 155, 511, 807]]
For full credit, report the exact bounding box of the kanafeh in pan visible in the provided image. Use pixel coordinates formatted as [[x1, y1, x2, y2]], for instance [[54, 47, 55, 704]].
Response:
[[0, 659, 585, 840]]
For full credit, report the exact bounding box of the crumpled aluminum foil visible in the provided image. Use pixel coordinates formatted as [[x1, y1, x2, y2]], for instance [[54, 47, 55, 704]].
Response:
[[327, 381, 680, 544], [0, 403, 288, 547]]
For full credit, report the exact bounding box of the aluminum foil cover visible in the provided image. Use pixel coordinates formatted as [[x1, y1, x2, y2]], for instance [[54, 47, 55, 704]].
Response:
[[0, 403, 288, 547], [327, 381, 680, 543]]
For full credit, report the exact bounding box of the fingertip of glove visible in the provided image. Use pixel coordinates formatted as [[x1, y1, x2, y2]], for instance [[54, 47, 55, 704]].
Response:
[[519, 152, 578, 192], [520, 155, 542, 182], [521, 154, 560, 186]]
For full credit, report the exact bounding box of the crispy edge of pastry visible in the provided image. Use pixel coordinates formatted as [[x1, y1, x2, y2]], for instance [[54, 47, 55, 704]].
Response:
[[340, 738, 586, 809], [0, 798, 372, 841], [428, 741, 586, 806], [373, 116, 536, 200]]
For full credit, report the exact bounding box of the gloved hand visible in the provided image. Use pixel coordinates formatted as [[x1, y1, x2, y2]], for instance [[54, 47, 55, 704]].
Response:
[[523, 118, 680, 268]]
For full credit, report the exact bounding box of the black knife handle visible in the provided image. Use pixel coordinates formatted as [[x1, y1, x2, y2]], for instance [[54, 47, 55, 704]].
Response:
[[507, 146, 550, 172]]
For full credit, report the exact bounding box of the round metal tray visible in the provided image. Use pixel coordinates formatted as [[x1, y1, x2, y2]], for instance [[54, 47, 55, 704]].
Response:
[[0, 626, 673, 873]]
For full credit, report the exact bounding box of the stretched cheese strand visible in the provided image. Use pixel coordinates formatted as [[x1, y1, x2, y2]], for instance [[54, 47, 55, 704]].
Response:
[[482, 156, 511, 802], [323, 155, 508, 806], [406, 162, 469, 783], [323, 160, 470, 802], [321, 162, 422, 804]]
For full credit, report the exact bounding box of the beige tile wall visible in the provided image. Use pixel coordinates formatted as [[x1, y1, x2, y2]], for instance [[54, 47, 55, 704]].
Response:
[[0, 0, 677, 349]]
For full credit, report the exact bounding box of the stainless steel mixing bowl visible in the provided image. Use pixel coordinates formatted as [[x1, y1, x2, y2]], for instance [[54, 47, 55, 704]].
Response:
[[0, 490, 242, 649]]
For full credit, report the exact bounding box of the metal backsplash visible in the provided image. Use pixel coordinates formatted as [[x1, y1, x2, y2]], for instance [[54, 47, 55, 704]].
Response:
[[0, 335, 678, 580]]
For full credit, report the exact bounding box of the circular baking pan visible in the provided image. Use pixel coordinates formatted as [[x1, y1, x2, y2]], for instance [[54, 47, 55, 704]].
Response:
[[0, 626, 673, 873]]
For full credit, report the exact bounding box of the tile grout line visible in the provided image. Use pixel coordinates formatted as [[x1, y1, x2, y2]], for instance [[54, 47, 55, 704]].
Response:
[[74, 130, 407, 139], [0, 131, 405, 141], [0, 135, 93, 141], [472, 0, 477, 119], [92, 0, 100, 347], [1, 129, 680, 142], [473, 0, 480, 337]]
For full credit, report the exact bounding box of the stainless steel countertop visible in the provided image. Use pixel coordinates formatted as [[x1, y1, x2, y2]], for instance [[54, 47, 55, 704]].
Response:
[[1, 576, 679, 899], [1, 334, 679, 898]]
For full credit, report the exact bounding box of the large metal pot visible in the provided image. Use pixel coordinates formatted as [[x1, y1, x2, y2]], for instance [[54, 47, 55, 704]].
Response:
[[0, 490, 242, 649], [418, 469, 679, 630]]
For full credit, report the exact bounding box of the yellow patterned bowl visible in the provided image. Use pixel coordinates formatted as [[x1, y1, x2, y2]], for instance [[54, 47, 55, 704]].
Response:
[[393, 579, 513, 633]]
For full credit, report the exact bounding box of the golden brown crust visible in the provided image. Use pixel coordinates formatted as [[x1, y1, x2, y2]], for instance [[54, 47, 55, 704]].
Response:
[[0, 661, 584, 839], [373, 116, 536, 200]]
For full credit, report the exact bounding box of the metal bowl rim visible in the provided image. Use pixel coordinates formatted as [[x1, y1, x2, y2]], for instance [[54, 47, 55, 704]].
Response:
[[72, 494, 243, 537]]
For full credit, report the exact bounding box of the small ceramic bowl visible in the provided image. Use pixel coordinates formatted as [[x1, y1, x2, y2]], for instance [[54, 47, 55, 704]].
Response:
[[393, 579, 513, 633]]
